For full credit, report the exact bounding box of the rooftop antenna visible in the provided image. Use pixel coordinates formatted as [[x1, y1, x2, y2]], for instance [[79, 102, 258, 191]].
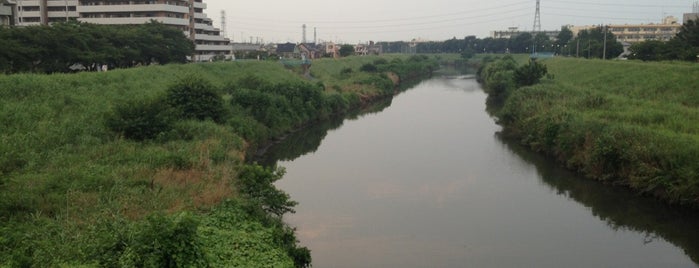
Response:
[[533, 0, 541, 32], [221, 10, 227, 39]]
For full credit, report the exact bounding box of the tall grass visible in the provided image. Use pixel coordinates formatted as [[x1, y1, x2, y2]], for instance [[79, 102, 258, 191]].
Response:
[[492, 57, 699, 206], [0, 56, 437, 266]]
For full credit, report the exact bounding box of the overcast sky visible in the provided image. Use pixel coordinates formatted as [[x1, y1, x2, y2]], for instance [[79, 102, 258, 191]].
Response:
[[204, 0, 697, 43]]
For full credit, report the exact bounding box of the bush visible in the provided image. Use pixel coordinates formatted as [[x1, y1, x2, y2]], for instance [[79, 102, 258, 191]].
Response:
[[359, 63, 378, 73], [480, 56, 517, 100], [514, 59, 548, 87], [340, 67, 353, 76], [105, 98, 174, 141], [236, 165, 297, 217], [166, 75, 225, 123], [93, 213, 208, 267]]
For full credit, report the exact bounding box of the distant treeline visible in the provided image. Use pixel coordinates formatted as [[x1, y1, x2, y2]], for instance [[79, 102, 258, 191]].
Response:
[[379, 26, 622, 60], [0, 21, 194, 73], [382, 21, 699, 62]]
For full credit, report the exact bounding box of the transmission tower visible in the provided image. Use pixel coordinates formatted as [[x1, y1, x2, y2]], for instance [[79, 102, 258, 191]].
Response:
[[220, 10, 227, 39], [694, 1, 699, 13], [533, 0, 541, 32]]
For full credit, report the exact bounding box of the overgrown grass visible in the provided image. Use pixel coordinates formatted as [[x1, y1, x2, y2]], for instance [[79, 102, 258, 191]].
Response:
[[489, 57, 699, 206], [0, 56, 437, 266]]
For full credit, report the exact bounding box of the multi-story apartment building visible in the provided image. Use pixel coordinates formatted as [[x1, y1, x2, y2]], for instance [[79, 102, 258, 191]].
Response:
[[12, 0, 230, 61], [0, 0, 16, 26], [570, 16, 682, 44]]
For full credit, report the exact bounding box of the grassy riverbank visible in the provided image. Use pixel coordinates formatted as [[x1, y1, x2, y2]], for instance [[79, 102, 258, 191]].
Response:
[[483, 57, 699, 206], [0, 55, 437, 266]]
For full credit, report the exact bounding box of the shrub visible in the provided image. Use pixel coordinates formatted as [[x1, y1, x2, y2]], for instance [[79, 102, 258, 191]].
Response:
[[340, 67, 353, 76], [514, 59, 548, 87], [324, 93, 350, 114], [105, 98, 174, 141], [373, 58, 388, 65], [236, 74, 268, 90], [236, 165, 297, 217], [359, 63, 378, 73], [166, 75, 225, 123], [93, 213, 208, 267]]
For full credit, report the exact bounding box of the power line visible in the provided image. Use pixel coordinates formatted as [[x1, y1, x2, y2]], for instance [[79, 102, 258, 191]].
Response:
[[230, 6, 531, 31], [548, 0, 688, 9], [548, 13, 666, 22], [228, 1, 532, 25]]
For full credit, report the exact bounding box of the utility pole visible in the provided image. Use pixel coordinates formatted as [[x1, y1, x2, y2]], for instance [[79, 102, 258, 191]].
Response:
[[576, 39, 580, 57], [602, 25, 608, 60]]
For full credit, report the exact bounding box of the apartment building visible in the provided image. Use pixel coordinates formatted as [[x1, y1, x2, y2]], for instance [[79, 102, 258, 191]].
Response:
[[570, 16, 682, 44], [13, 0, 230, 61], [0, 0, 15, 26]]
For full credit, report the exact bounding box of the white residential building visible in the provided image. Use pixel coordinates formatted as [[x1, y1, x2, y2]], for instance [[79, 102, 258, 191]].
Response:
[[12, 0, 230, 61], [570, 16, 682, 44]]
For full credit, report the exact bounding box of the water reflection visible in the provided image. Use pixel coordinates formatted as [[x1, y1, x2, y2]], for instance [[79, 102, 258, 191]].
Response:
[[496, 134, 699, 264], [255, 97, 393, 166], [261, 76, 699, 267]]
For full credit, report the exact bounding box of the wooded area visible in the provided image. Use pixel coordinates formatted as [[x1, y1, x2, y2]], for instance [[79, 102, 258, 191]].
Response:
[[0, 21, 194, 73]]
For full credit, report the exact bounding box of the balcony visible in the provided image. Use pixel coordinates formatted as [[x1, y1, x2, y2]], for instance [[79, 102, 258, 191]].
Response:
[[47, 0, 78, 7], [77, 4, 188, 14], [48, 11, 79, 17], [196, 34, 228, 42], [78, 16, 189, 26], [196, 44, 233, 52]]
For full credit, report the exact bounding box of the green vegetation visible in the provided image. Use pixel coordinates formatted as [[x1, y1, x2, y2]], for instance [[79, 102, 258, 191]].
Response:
[[0, 55, 436, 266], [0, 21, 194, 74], [481, 57, 699, 206]]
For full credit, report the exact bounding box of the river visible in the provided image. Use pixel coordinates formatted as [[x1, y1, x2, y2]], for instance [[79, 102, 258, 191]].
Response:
[[259, 76, 699, 267]]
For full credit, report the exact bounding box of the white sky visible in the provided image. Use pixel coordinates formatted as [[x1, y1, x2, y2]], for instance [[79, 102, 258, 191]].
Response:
[[204, 0, 697, 43]]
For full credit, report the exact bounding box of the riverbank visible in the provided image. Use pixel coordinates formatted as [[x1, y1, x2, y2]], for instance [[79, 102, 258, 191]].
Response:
[[481, 56, 699, 207], [0, 55, 437, 266]]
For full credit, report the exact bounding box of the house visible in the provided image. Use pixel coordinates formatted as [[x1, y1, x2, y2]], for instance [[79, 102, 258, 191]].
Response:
[[276, 42, 297, 59], [297, 43, 322, 59], [323, 42, 339, 58], [232, 43, 264, 59], [355, 41, 383, 56]]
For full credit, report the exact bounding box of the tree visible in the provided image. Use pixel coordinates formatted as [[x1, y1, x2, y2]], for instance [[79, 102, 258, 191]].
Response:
[[533, 32, 553, 52], [509, 32, 533, 53], [339, 45, 354, 57], [676, 20, 699, 47], [628, 40, 667, 61], [673, 19, 699, 61], [556, 27, 574, 54], [514, 59, 548, 87], [571, 26, 623, 59]]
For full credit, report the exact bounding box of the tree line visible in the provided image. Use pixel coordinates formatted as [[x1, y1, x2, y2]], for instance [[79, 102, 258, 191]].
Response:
[[0, 20, 194, 74], [381, 22, 698, 62]]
